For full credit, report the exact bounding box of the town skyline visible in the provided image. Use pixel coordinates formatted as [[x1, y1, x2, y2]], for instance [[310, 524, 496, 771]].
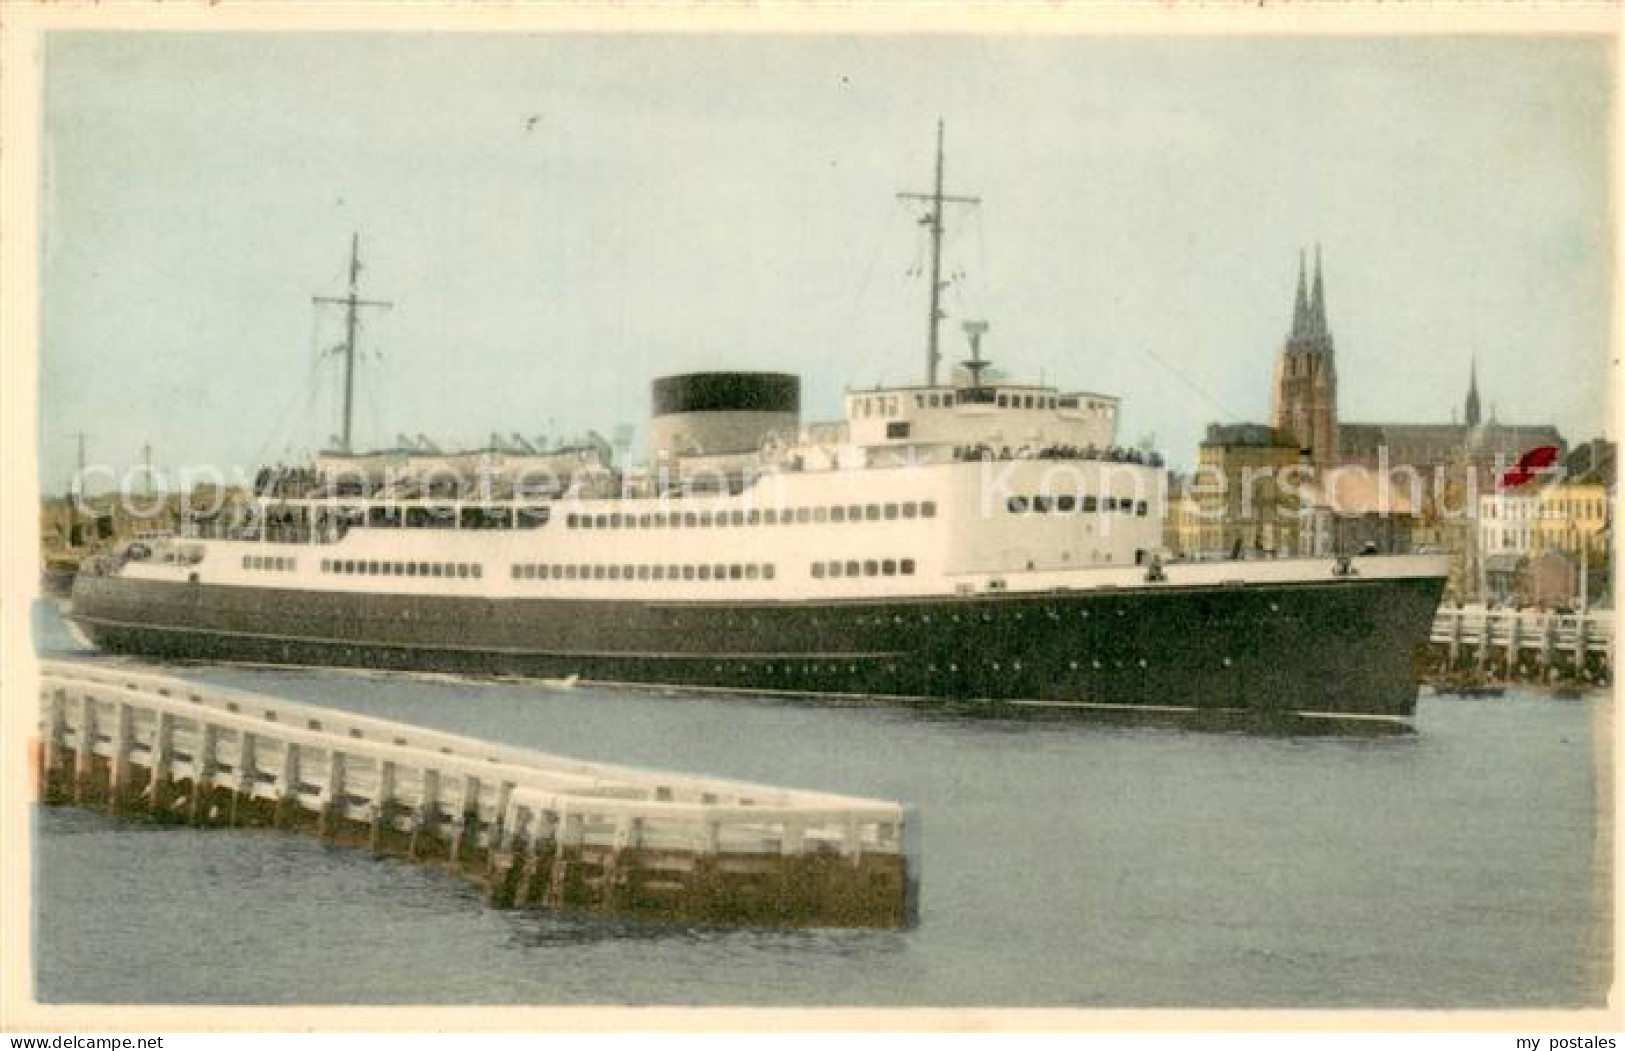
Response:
[[37, 34, 1613, 489]]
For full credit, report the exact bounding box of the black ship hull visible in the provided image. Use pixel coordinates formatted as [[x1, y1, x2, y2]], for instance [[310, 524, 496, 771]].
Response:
[[68, 572, 1445, 720]]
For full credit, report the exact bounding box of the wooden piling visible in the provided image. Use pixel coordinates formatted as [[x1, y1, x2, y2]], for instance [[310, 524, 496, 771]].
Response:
[[1426, 606, 1611, 689], [35, 661, 916, 930]]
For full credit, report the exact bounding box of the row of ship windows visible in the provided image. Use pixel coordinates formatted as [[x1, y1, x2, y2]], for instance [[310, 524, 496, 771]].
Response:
[[856, 392, 1095, 415], [242, 555, 297, 572], [321, 558, 484, 579], [567, 501, 938, 530], [512, 562, 778, 582], [1008, 494, 1149, 517], [810, 558, 917, 579]]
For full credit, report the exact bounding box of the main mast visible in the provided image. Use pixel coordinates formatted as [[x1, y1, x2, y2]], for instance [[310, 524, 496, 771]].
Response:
[[898, 120, 979, 387], [315, 233, 392, 454]]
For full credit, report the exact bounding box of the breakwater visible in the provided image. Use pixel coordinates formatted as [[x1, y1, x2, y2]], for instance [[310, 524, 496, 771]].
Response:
[[35, 659, 914, 929]]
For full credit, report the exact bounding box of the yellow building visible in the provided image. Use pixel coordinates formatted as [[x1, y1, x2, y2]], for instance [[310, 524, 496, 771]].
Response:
[[1162, 477, 1206, 560], [1193, 423, 1302, 559], [1533, 481, 1610, 561]]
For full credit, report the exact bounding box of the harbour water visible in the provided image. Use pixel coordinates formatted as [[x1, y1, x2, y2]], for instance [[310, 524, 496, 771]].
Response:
[[30, 602, 1611, 1007]]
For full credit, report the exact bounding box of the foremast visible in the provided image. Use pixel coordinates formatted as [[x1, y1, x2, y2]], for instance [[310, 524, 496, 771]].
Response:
[[314, 233, 392, 454], [898, 120, 980, 387]]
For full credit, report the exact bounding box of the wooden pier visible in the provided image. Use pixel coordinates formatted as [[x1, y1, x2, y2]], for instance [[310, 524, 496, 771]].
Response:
[[1425, 606, 1613, 688], [34, 660, 915, 929]]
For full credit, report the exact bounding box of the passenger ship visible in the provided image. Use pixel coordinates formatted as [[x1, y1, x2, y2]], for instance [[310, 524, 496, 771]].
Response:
[[70, 128, 1447, 723]]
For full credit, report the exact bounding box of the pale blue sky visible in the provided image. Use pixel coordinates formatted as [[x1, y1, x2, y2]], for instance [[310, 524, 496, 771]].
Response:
[[38, 33, 1614, 485]]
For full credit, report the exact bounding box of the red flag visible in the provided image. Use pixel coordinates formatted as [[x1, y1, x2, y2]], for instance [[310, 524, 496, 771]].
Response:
[[1498, 444, 1561, 489]]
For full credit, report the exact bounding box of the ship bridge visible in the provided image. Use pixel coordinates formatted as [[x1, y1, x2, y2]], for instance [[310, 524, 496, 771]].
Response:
[[840, 381, 1122, 468]]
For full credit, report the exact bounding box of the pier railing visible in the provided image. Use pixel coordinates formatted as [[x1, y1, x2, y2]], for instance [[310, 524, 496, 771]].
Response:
[[36, 660, 914, 928], [1426, 606, 1613, 686]]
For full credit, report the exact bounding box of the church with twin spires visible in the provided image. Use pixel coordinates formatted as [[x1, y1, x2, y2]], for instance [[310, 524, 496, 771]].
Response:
[[1267, 249, 1564, 486]]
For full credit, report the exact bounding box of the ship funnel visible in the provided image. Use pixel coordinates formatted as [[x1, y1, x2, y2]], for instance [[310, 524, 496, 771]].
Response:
[[649, 372, 800, 462]]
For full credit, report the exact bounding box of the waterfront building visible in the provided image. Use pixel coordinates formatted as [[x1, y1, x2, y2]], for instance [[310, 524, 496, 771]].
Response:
[[1193, 423, 1302, 559], [1479, 489, 1541, 558], [1161, 474, 1206, 560], [1298, 470, 1416, 558]]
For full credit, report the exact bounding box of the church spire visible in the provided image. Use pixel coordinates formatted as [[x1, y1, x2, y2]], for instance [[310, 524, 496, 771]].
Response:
[[1286, 245, 1333, 354], [1465, 356, 1482, 428], [1291, 249, 1311, 339], [1309, 244, 1326, 337]]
